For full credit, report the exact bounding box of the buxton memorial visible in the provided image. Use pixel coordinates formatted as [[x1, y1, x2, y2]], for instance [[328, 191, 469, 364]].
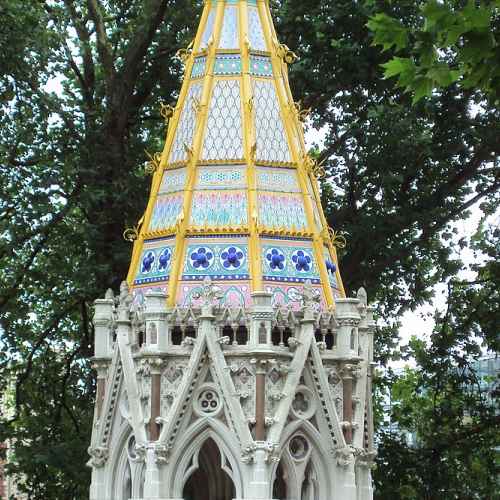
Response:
[[87, 0, 376, 498]]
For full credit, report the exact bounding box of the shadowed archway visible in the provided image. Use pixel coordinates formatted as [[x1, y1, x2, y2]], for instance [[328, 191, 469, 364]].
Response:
[[182, 437, 236, 500]]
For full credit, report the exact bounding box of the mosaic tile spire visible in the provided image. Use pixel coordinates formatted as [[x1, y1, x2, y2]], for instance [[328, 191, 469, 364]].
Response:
[[127, 0, 345, 308]]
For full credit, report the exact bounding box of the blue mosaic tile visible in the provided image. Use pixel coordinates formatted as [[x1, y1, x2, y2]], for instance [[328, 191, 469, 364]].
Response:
[[258, 192, 307, 231], [219, 6, 239, 49], [191, 191, 248, 226], [196, 166, 246, 190], [256, 166, 300, 192], [135, 245, 174, 285], [182, 243, 250, 280], [261, 244, 320, 283], [149, 193, 183, 231], [159, 168, 187, 194], [324, 248, 339, 289]]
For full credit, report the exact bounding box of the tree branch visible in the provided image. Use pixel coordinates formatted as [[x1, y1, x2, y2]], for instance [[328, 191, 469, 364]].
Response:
[[120, 0, 170, 107], [86, 0, 116, 93], [63, 0, 95, 100]]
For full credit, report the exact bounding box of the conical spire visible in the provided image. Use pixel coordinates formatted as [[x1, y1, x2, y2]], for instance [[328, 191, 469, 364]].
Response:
[[127, 0, 345, 308]]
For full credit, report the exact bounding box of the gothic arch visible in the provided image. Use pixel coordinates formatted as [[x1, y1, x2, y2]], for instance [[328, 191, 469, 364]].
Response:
[[167, 419, 243, 499], [108, 422, 145, 500], [271, 420, 332, 499]]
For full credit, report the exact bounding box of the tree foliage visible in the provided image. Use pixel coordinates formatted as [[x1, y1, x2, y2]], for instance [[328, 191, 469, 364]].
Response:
[[367, 0, 500, 103], [0, 0, 498, 498], [376, 223, 500, 499]]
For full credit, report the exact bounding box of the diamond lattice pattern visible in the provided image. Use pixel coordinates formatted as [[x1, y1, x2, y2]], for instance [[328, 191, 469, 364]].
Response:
[[219, 6, 239, 49], [252, 80, 291, 163], [248, 6, 267, 51], [202, 80, 244, 160], [169, 83, 203, 164]]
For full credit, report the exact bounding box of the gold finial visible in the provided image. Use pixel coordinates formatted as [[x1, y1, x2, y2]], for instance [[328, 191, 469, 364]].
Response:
[[246, 96, 254, 114], [160, 103, 175, 125], [183, 142, 193, 161], [123, 216, 144, 242], [144, 150, 162, 175], [276, 42, 298, 64], [250, 142, 257, 163], [303, 153, 326, 179], [176, 39, 194, 63], [326, 227, 347, 249], [294, 101, 311, 122]]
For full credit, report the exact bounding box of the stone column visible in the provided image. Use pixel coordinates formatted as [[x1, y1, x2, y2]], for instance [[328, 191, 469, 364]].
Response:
[[249, 291, 273, 346], [356, 465, 374, 500], [243, 445, 276, 500], [335, 448, 358, 500], [89, 466, 106, 500], [255, 362, 266, 441], [142, 446, 162, 500], [92, 361, 108, 419], [149, 359, 162, 441], [93, 291, 115, 358], [334, 298, 360, 358], [356, 451, 376, 500], [340, 364, 355, 444], [144, 290, 169, 351]]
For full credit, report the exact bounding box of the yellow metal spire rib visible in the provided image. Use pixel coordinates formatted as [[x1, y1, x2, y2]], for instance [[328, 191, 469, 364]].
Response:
[[264, 4, 346, 298], [239, 0, 263, 293], [257, 0, 336, 306], [166, 0, 226, 306]]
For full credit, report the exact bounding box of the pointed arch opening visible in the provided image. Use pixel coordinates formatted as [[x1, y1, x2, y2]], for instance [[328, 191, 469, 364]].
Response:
[[271, 422, 333, 499], [182, 437, 235, 500], [272, 460, 288, 499]]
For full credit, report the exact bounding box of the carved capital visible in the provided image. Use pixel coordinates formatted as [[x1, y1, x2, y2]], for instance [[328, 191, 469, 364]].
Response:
[[181, 336, 196, 347], [340, 363, 362, 380], [241, 441, 280, 464], [334, 446, 355, 468], [153, 443, 171, 465], [337, 317, 360, 327], [287, 336, 302, 351], [87, 446, 109, 468]]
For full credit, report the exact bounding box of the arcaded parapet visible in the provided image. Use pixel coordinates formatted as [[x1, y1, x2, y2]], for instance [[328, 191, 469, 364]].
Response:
[[88, 281, 375, 499]]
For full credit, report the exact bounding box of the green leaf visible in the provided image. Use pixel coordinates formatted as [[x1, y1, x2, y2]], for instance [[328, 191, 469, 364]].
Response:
[[462, 1, 491, 30], [382, 56, 416, 78], [367, 13, 409, 52], [426, 62, 460, 87], [422, 0, 453, 31], [412, 77, 433, 103]]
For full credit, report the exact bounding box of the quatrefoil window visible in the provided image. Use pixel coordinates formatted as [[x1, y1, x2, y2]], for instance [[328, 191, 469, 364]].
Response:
[[291, 385, 316, 420], [289, 435, 310, 461]]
